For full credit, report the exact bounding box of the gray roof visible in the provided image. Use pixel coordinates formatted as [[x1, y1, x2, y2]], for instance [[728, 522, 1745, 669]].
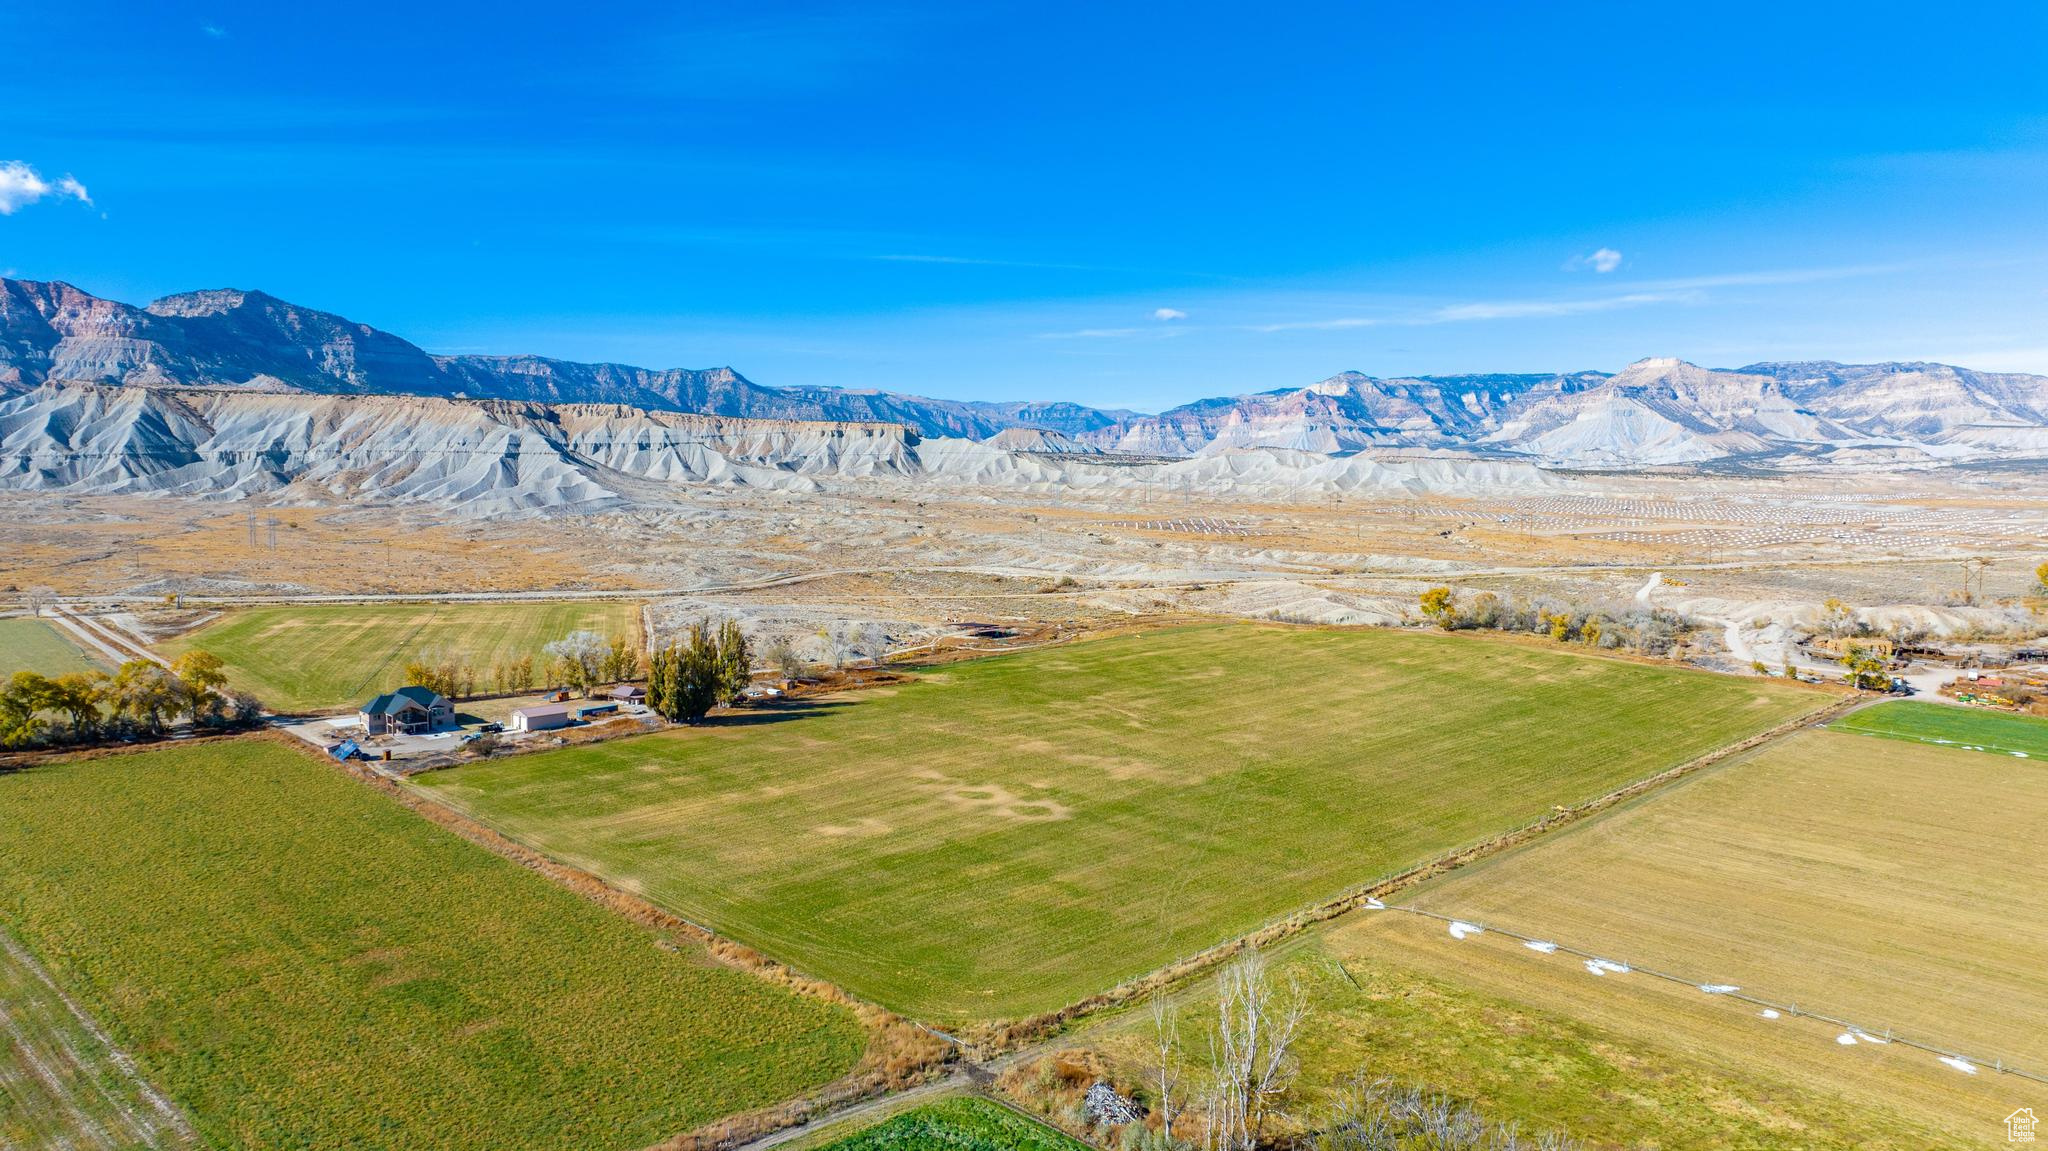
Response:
[[361, 685, 448, 714]]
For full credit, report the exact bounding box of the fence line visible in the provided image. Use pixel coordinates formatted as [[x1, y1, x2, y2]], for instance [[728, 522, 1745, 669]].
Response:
[[1371, 902, 2048, 1085]]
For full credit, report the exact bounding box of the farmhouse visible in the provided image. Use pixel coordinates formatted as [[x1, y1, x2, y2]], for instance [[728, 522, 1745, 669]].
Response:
[[609, 684, 647, 703], [509, 703, 571, 733], [358, 686, 454, 735]]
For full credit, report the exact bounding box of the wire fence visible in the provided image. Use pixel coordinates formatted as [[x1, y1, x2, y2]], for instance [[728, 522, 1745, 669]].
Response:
[[1368, 902, 2048, 1085]]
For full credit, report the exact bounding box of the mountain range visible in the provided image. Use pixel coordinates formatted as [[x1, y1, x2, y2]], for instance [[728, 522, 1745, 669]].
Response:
[[6, 276, 2046, 468]]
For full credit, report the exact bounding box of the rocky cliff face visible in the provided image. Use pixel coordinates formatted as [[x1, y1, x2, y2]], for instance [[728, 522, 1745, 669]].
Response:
[[7, 277, 2046, 467], [0, 383, 1568, 516], [0, 278, 1132, 440], [1085, 357, 2048, 466]]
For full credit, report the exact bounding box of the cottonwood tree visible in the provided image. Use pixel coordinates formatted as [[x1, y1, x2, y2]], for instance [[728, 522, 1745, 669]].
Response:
[[170, 650, 228, 721], [600, 633, 643, 684], [1199, 950, 1308, 1151], [23, 586, 56, 617], [1840, 644, 1890, 691], [1819, 597, 1857, 638], [543, 631, 611, 692], [401, 658, 460, 700], [107, 661, 185, 735], [0, 672, 56, 746], [1151, 1001, 1184, 1144], [48, 672, 107, 740]]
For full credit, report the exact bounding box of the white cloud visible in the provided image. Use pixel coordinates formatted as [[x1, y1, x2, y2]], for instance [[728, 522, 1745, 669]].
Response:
[[1038, 327, 1143, 339], [1565, 247, 1624, 274], [1429, 290, 1687, 322], [1152, 307, 1187, 321], [1249, 289, 1695, 333], [0, 162, 93, 215], [1248, 316, 1385, 333], [202, 23, 228, 38]]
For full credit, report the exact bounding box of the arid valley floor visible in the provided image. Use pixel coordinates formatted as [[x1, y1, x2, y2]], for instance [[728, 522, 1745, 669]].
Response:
[[4, 444, 2046, 1150]]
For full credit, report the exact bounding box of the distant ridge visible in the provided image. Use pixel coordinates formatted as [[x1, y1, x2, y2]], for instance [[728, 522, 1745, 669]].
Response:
[[0, 278, 1130, 440], [4, 277, 2045, 466]]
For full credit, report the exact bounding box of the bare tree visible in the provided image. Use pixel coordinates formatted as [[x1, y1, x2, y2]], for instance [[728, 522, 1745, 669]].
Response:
[[543, 630, 611, 692], [1153, 1000, 1183, 1144], [1312, 1074, 1582, 1151], [766, 636, 805, 682], [836, 622, 889, 667], [24, 586, 56, 617], [1199, 950, 1307, 1151]]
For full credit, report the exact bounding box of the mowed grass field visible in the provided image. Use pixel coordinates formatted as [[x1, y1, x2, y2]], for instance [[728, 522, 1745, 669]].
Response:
[[1314, 727, 2048, 1145], [159, 601, 641, 713], [1832, 699, 2048, 759], [0, 618, 106, 678], [419, 623, 1824, 1021], [0, 740, 864, 1151]]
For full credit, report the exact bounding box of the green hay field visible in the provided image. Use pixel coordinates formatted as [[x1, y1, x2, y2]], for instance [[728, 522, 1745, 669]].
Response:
[[1304, 726, 2048, 1146], [0, 618, 106, 679], [159, 601, 641, 713], [1831, 699, 2048, 759], [419, 623, 1824, 1021], [807, 1097, 1085, 1151], [0, 740, 864, 1151], [0, 926, 201, 1151]]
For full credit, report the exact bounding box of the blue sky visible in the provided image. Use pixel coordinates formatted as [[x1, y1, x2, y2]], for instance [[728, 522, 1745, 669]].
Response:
[[3, 2, 2046, 411]]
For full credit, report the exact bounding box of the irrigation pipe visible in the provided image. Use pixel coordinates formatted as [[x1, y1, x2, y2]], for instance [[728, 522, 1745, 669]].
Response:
[[1370, 902, 2047, 1085]]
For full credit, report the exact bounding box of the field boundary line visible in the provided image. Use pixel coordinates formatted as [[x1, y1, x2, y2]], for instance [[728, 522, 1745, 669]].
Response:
[[1372, 903, 2048, 1085]]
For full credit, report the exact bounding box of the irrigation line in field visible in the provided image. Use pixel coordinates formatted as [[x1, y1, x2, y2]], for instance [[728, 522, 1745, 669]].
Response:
[[344, 603, 445, 705], [1368, 903, 2048, 1086]]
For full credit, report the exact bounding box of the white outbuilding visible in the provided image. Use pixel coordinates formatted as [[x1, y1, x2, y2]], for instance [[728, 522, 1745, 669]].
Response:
[[507, 703, 571, 733]]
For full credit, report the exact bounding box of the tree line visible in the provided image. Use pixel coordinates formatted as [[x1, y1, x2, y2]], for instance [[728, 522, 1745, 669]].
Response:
[[392, 621, 755, 724], [1419, 588, 1688, 655], [1, 651, 260, 751], [399, 632, 645, 701]]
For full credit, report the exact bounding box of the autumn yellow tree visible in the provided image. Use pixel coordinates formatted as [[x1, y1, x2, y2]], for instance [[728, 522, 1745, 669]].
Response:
[[1417, 587, 1455, 628], [170, 650, 228, 720]]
